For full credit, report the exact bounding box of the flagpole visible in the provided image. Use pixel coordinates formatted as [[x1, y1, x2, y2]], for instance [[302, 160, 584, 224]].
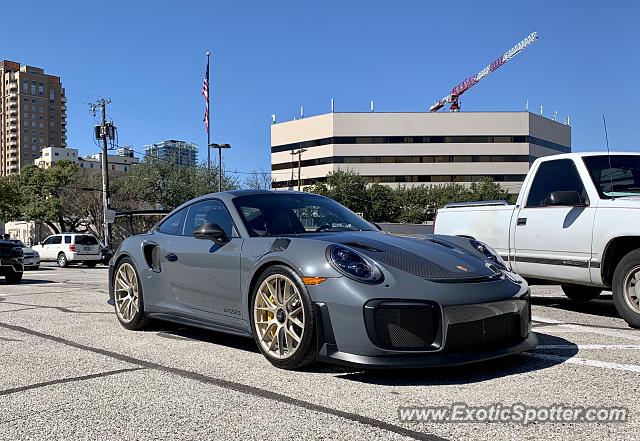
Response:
[[206, 51, 211, 171]]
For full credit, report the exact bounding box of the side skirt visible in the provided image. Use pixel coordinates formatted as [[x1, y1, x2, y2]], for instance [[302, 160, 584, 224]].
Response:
[[147, 312, 253, 338]]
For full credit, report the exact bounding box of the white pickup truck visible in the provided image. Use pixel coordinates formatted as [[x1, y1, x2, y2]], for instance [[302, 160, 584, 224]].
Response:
[[435, 152, 640, 328]]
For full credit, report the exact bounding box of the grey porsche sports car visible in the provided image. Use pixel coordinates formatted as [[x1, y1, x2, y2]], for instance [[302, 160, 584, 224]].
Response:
[[108, 190, 536, 369]]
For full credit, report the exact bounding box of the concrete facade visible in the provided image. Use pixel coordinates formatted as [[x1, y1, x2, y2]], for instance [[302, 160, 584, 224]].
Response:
[[271, 112, 571, 193], [0, 60, 67, 175]]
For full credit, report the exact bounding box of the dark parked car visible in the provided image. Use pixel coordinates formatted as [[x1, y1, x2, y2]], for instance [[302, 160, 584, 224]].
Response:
[[0, 240, 24, 283], [109, 190, 536, 370]]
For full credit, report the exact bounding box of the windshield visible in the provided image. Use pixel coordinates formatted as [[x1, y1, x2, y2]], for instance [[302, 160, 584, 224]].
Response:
[[583, 155, 640, 198], [9, 240, 25, 247], [233, 193, 375, 237]]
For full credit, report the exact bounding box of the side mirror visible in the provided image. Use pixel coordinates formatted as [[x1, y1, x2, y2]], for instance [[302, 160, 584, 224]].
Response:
[[193, 223, 229, 245], [545, 191, 585, 206]]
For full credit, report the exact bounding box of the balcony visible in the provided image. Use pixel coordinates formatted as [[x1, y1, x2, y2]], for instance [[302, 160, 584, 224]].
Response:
[[9, 109, 17, 116], [61, 96, 67, 103], [9, 140, 17, 146], [61, 104, 67, 111], [9, 117, 17, 124], [9, 102, 17, 108], [9, 124, 17, 131], [9, 92, 18, 99], [8, 82, 17, 90]]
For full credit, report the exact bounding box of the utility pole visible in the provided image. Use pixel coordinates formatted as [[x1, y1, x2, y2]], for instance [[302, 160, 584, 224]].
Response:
[[90, 99, 115, 249], [290, 148, 306, 191]]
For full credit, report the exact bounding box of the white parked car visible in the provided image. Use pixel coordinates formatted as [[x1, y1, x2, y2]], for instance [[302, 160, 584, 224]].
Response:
[[435, 152, 640, 328], [32, 233, 101, 268], [8, 239, 40, 270]]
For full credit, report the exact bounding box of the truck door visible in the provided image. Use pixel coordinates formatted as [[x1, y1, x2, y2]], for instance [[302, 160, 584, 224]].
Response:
[[513, 158, 595, 284]]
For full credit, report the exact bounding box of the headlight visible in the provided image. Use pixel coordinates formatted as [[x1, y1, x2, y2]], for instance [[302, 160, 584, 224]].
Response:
[[470, 240, 508, 270], [326, 245, 384, 284]]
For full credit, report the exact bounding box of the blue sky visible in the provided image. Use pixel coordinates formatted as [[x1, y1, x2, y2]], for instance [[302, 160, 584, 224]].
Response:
[[2, 1, 637, 177]]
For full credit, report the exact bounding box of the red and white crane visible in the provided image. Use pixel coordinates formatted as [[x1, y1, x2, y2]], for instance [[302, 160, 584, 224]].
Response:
[[429, 32, 539, 112]]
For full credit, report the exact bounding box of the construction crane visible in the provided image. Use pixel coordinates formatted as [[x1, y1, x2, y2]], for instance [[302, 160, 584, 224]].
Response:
[[429, 32, 539, 112]]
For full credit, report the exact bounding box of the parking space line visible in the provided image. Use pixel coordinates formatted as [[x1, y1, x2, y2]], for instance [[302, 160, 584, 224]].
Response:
[[532, 315, 640, 341], [0, 368, 144, 397], [0, 320, 446, 441], [522, 352, 640, 373]]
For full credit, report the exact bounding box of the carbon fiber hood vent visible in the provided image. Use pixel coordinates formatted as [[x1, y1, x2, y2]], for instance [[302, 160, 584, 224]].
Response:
[[318, 233, 500, 282]]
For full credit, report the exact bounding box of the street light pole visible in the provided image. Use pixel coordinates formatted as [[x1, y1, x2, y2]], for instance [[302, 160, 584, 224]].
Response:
[[290, 148, 306, 191], [208, 143, 231, 192]]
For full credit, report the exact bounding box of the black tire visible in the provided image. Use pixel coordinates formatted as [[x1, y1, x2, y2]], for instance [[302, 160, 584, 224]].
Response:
[[112, 257, 151, 330], [5, 273, 23, 284], [612, 249, 640, 329], [561, 284, 602, 301], [249, 265, 317, 370], [57, 252, 69, 268]]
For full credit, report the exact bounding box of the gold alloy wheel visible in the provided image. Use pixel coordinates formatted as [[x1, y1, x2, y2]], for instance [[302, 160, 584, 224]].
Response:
[[623, 265, 640, 315], [254, 274, 305, 359], [114, 262, 140, 323]]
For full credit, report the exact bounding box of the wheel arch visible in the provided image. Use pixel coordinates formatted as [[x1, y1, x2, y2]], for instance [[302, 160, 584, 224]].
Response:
[[245, 259, 300, 317], [601, 236, 640, 287]]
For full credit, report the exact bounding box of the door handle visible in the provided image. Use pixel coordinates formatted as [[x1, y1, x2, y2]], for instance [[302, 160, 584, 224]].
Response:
[[165, 253, 178, 262], [517, 217, 527, 226]]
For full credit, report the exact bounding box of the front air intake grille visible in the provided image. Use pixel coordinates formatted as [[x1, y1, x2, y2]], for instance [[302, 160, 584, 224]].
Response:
[[445, 313, 521, 353], [365, 301, 441, 351]]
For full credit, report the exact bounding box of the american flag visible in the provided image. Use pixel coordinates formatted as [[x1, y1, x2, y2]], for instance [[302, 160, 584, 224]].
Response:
[[202, 60, 209, 133]]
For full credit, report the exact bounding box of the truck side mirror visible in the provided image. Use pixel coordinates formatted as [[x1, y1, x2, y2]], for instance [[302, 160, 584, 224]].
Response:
[[545, 191, 585, 206]]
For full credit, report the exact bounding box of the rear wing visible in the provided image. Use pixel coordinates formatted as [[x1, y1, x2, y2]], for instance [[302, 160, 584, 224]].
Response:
[[442, 200, 510, 209]]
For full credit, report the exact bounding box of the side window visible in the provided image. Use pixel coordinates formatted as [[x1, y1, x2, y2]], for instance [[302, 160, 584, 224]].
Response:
[[157, 208, 188, 235], [64, 236, 71, 244], [51, 236, 62, 245], [42, 236, 54, 246], [526, 159, 587, 207], [184, 200, 234, 237]]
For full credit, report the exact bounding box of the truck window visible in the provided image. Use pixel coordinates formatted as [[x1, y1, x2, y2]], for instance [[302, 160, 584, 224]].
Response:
[[583, 155, 640, 198], [526, 159, 587, 207]]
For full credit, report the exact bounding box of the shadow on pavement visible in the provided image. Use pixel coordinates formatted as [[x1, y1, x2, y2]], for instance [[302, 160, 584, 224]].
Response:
[[329, 333, 577, 385], [154, 323, 260, 354], [532, 294, 619, 319], [0, 279, 56, 285]]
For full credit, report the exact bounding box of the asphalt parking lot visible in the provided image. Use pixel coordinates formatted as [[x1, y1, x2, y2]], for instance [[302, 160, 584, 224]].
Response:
[[1, 264, 639, 441]]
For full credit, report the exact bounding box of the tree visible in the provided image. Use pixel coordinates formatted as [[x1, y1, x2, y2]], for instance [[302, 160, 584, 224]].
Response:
[[19, 161, 79, 233], [367, 184, 400, 222], [468, 177, 512, 202], [305, 170, 370, 215], [243, 169, 273, 190], [0, 174, 22, 222], [118, 158, 239, 211]]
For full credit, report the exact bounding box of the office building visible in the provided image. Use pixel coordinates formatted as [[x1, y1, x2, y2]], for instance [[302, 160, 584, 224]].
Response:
[[271, 112, 571, 193], [0, 60, 67, 175], [143, 139, 198, 167]]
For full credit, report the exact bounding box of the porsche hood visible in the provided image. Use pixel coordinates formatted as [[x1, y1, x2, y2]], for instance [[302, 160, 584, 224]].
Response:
[[308, 232, 502, 282]]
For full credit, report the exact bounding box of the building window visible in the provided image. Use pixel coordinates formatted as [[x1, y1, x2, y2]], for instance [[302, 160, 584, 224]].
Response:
[[49, 90, 55, 100]]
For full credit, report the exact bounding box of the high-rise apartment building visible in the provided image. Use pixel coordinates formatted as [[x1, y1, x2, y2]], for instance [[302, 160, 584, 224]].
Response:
[[143, 140, 198, 167], [0, 60, 67, 175]]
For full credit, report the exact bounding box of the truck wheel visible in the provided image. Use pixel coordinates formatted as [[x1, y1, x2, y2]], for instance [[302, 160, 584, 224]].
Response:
[[612, 249, 640, 328], [561, 284, 602, 301], [5, 273, 23, 284]]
